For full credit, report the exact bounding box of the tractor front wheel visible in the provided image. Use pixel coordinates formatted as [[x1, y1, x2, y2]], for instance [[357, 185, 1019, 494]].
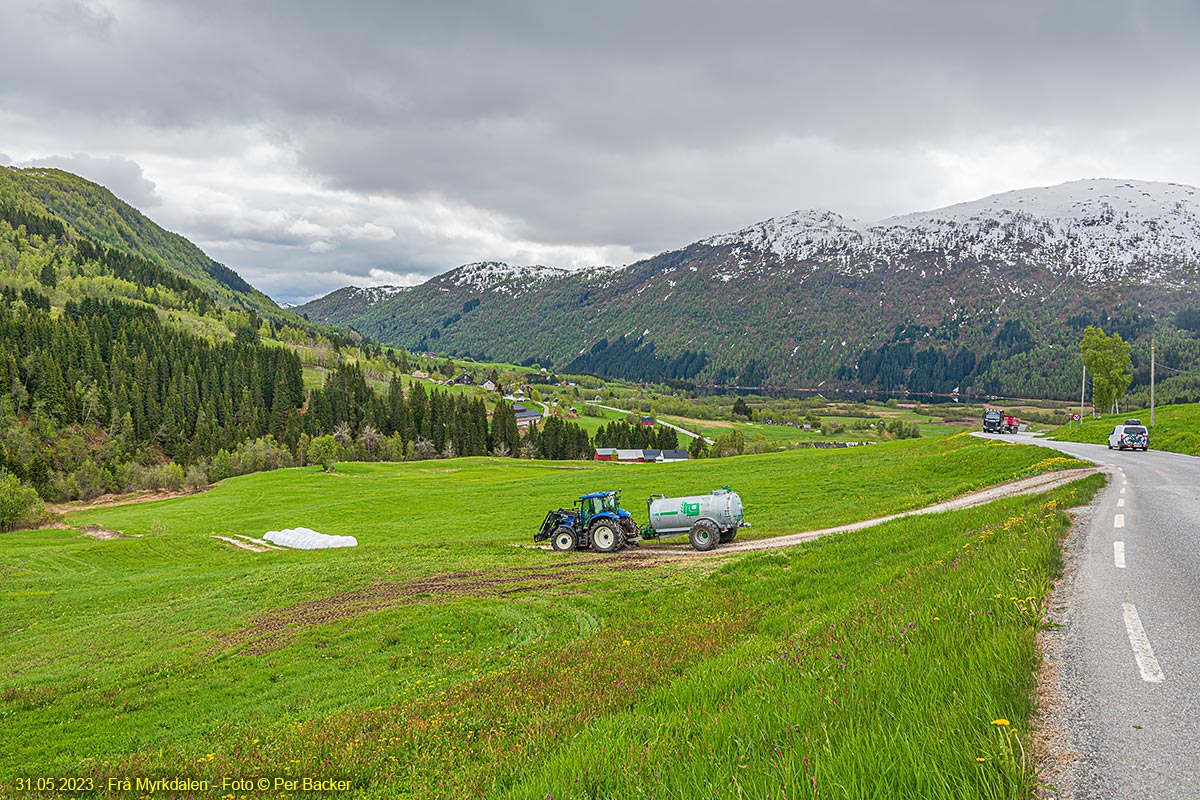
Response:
[[551, 527, 578, 552], [590, 521, 624, 553], [689, 519, 720, 552]]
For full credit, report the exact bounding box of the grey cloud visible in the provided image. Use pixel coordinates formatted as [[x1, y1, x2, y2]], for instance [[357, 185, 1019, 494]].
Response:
[[35, 0, 118, 37], [9, 2, 1199, 142], [4, 0, 1200, 299]]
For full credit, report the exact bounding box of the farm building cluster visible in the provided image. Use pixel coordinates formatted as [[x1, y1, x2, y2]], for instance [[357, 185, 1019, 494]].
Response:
[[512, 403, 543, 428], [593, 448, 689, 463]]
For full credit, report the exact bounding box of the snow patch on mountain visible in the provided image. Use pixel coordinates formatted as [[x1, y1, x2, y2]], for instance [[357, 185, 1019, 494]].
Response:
[[346, 285, 410, 306], [876, 179, 1200, 282], [703, 179, 1200, 285], [439, 261, 572, 295], [438, 261, 630, 295], [704, 208, 864, 261]]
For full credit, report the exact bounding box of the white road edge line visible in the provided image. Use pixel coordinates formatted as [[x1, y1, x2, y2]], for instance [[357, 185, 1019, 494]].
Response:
[[1122, 603, 1165, 683], [1114, 541, 1126, 569], [1114, 514, 1125, 528], [1118, 498, 1125, 507]]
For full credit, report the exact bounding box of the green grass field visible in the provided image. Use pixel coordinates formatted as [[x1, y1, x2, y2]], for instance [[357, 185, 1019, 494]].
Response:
[[1, 436, 1093, 799], [1049, 402, 1200, 455], [563, 406, 628, 436], [652, 409, 970, 446]]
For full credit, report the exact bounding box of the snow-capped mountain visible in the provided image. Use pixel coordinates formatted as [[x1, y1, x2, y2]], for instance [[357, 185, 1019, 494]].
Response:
[[345, 285, 410, 304], [437, 261, 571, 295], [299, 179, 1200, 397], [703, 179, 1200, 285]]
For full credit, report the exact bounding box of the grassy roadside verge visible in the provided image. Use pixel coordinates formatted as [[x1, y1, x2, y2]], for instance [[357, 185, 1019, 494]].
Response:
[[1049, 403, 1200, 455], [488, 476, 1106, 800], [1, 437, 1095, 798]]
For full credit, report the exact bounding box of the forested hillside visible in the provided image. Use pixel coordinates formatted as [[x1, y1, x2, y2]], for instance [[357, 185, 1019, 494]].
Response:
[[0, 167, 604, 530], [2, 168, 282, 318]]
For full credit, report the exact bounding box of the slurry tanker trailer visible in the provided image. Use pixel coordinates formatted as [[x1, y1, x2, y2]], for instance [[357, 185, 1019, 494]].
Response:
[[537, 487, 749, 552]]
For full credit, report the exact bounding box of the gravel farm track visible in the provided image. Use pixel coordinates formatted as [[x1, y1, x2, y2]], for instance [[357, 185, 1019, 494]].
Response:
[[642, 467, 1098, 555]]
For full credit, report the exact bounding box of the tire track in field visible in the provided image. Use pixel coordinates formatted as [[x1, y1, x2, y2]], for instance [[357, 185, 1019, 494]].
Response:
[[214, 559, 656, 655]]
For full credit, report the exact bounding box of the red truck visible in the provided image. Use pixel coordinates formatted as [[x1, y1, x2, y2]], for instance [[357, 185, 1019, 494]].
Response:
[[982, 409, 1021, 434]]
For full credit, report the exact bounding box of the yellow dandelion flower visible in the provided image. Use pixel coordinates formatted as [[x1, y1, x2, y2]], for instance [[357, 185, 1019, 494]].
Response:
[[991, 718, 1010, 726], [976, 757, 986, 763]]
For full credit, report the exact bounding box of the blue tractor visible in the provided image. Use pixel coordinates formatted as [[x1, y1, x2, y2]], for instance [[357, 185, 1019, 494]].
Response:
[[535, 490, 640, 552]]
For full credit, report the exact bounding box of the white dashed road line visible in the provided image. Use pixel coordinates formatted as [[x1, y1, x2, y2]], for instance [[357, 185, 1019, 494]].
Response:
[[1114, 514, 1125, 528], [1114, 541, 1126, 569], [1120, 487, 1126, 494], [1122, 603, 1165, 683], [1118, 498, 1125, 507]]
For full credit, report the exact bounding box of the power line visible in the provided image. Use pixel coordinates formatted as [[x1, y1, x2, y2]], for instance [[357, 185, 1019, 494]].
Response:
[[1154, 363, 1200, 378]]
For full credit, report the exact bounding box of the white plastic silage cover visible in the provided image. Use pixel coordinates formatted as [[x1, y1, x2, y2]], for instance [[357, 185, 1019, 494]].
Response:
[[263, 527, 357, 550]]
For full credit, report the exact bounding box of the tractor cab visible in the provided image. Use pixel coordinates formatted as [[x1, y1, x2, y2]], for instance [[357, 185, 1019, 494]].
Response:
[[576, 490, 631, 525], [536, 490, 637, 552]]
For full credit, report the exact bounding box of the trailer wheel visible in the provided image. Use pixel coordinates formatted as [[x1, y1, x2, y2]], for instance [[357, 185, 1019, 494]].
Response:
[[719, 528, 737, 544], [590, 521, 624, 553], [689, 519, 720, 552], [551, 527, 577, 552]]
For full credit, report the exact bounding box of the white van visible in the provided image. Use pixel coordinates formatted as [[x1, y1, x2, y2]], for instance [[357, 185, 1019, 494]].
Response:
[[1108, 422, 1149, 451]]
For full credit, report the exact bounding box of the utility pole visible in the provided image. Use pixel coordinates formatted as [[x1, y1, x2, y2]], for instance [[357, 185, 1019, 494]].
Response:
[[1080, 364, 1087, 422], [1151, 336, 1155, 427]]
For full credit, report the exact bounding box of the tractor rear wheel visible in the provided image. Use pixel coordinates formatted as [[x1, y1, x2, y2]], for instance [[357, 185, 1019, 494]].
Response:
[[551, 527, 577, 552], [689, 519, 720, 551], [590, 521, 624, 553]]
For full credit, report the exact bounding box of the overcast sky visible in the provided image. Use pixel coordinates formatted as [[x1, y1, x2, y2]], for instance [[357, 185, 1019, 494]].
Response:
[[4, 0, 1200, 304]]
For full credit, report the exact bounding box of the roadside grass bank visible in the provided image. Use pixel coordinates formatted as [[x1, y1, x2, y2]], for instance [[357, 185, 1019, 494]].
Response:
[[0, 437, 1091, 798], [1049, 403, 1200, 455]]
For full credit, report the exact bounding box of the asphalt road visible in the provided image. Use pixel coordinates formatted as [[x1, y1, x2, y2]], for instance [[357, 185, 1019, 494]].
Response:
[[978, 432, 1200, 798]]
